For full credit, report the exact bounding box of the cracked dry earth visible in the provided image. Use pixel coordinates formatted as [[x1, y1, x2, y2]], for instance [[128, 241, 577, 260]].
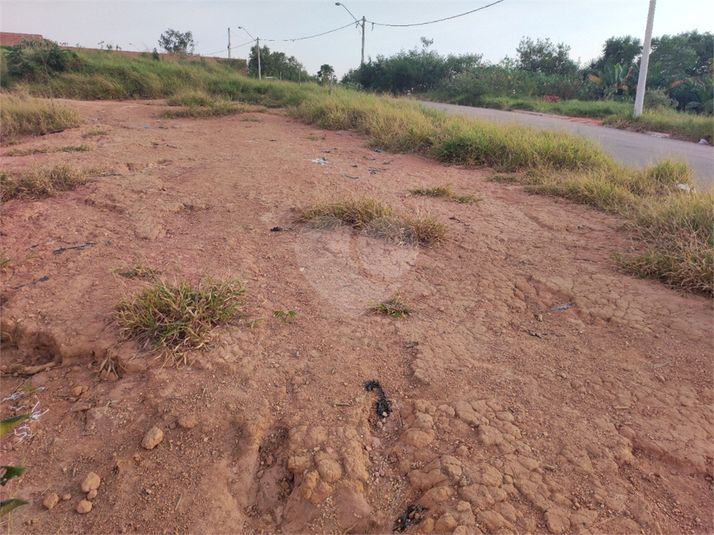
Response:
[[0, 99, 712, 535]]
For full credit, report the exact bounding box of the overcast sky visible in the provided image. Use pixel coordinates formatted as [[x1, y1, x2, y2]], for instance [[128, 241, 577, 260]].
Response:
[[2, 1, 712, 78]]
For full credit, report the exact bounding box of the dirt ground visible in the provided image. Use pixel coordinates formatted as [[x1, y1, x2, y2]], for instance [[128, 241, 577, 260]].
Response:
[[1, 100, 712, 535]]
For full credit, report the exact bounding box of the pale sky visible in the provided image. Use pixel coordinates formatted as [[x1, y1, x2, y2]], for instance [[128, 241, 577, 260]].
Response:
[[2, 1, 712, 78]]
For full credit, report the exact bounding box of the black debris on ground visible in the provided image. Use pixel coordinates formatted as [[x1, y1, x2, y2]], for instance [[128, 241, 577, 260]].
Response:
[[365, 380, 392, 420], [393, 505, 427, 532]]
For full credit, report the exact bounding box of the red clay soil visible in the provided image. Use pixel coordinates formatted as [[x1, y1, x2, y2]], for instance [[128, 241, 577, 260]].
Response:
[[1, 100, 712, 535]]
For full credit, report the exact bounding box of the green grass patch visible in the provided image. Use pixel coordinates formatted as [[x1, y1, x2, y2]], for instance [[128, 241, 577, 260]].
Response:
[[0, 92, 82, 141], [116, 275, 246, 360], [1, 163, 88, 201], [5, 144, 91, 156], [603, 108, 713, 144]]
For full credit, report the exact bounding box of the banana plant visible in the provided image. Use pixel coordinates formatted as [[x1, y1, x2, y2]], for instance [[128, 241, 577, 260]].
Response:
[[587, 61, 634, 97], [0, 415, 29, 516]]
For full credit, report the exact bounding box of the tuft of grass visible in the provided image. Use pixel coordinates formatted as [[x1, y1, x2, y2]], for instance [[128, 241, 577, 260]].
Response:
[[112, 264, 161, 279], [1, 163, 88, 201], [82, 129, 109, 138], [116, 275, 246, 358], [298, 197, 396, 229], [0, 92, 82, 142], [410, 184, 481, 203], [368, 294, 411, 317], [273, 310, 297, 322], [298, 197, 446, 245], [5, 144, 91, 156], [0, 252, 12, 271], [404, 213, 448, 244]]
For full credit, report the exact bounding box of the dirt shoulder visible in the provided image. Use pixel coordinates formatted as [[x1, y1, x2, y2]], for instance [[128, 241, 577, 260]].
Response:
[[1, 100, 712, 534]]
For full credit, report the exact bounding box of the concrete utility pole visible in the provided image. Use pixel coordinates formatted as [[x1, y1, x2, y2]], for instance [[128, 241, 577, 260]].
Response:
[[634, 0, 656, 117], [227, 28, 231, 59], [360, 16, 365, 66], [257, 37, 261, 79]]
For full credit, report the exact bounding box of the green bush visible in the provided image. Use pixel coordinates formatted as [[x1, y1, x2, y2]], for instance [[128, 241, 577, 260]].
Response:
[[5, 40, 83, 81]]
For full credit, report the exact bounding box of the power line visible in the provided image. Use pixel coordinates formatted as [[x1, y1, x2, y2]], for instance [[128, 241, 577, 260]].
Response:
[[263, 21, 357, 43], [229, 20, 357, 47], [366, 0, 504, 28]]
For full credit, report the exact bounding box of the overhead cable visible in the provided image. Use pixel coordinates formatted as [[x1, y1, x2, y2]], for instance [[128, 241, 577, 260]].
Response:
[[367, 0, 504, 28]]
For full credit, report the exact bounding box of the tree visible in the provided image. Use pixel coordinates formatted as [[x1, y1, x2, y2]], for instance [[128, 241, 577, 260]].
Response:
[[248, 44, 313, 81], [516, 37, 578, 76], [317, 64, 335, 85], [592, 36, 642, 71], [158, 29, 196, 55]]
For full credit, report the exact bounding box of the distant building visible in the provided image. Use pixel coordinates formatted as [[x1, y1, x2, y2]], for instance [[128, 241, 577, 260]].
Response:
[[0, 32, 44, 46]]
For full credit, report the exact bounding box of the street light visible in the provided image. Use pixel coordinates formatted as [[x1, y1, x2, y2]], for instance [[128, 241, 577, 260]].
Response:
[[239, 26, 261, 79], [335, 2, 365, 65]]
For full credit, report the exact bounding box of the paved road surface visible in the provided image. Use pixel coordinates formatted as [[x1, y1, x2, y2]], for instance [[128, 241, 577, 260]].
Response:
[[419, 101, 713, 189]]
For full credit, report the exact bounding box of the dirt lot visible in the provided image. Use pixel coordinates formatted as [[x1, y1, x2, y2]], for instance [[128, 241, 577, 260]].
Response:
[[1, 100, 712, 535]]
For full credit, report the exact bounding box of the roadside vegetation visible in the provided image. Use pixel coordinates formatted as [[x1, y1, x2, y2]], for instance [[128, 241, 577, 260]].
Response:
[[342, 33, 713, 143]]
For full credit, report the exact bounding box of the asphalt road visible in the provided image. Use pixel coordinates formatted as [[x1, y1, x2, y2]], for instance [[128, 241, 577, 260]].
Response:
[[419, 101, 713, 189]]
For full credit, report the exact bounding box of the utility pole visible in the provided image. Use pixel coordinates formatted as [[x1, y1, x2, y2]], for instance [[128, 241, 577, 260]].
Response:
[[227, 28, 231, 59], [360, 16, 365, 65], [336, 3, 365, 66], [634, 0, 656, 117], [257, 37, 261, 79]]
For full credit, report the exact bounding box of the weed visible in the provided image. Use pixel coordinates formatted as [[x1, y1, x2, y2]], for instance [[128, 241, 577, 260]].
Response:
[[5, 144, 91, 156], [273, 310, 297, 322], [0, 252, 12, 270], [116, 275, 246, 360], [82, 129, 109, 137], [410, 185, 453, 198], [112, 264, 161, 279], [1, 163, 87, 202], [1, 415, 30, 517], [403, 213, 448, 244], [368, 294, 411, 317], [298, 197, 446, 245], [410, 184, 481, 203], [298, 197, 396, 230]]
